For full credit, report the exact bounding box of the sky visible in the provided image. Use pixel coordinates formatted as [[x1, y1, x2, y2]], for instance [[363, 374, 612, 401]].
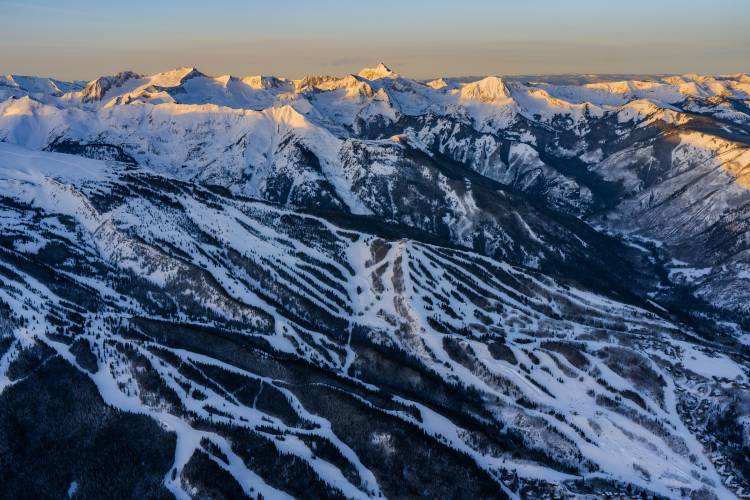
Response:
[[1, 0, 748, 81]]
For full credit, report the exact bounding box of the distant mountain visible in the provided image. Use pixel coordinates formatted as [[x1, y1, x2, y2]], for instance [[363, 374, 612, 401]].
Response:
[[0, 74, 85, 97], [0, 65, 749, 499]]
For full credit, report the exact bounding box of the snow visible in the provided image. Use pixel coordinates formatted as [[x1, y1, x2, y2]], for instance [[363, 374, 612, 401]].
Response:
[[675, 341, 746, 381], [0, 141, 113, 183], [668, 266, 712, 282]]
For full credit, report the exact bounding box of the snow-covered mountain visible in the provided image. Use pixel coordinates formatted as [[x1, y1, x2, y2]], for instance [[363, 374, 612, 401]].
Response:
[[1, 65, 749, 499]]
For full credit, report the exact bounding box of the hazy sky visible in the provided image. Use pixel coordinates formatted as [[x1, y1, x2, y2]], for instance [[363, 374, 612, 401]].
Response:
[[1, 0, 748, 80]]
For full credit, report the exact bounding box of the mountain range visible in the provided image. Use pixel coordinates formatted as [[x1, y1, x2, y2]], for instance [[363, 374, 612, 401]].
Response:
[[0, 63, 748, 499]]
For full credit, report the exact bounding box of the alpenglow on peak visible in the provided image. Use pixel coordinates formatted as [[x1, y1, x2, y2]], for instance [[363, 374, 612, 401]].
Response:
[[357, 62, 398, 81]]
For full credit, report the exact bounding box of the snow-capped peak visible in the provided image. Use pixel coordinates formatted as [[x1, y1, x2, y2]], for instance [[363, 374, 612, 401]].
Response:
[[357, 62, 398, 81], [426, 78, 450, 90], [459, 76, 510, 103], [241, 75, 285, 90], [294, 74, 338, 92], [149, 66, 205, 87]]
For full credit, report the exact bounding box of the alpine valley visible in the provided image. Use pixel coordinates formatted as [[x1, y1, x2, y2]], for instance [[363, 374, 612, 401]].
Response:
[[0, 64, 749, 499]]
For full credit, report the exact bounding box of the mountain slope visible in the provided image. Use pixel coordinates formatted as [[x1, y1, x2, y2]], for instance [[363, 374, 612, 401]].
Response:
[[0, 145, 748, 498]]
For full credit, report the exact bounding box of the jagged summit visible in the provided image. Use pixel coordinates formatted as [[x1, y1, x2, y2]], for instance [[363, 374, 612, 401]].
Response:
[[294, 74, 338, 91], [80, 70, 140, 102], [357, 62, 398, 81]]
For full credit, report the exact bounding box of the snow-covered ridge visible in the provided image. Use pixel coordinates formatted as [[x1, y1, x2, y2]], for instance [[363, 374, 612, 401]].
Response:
[[1, 74, 85, 96], [6, 65, 748, 123]]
